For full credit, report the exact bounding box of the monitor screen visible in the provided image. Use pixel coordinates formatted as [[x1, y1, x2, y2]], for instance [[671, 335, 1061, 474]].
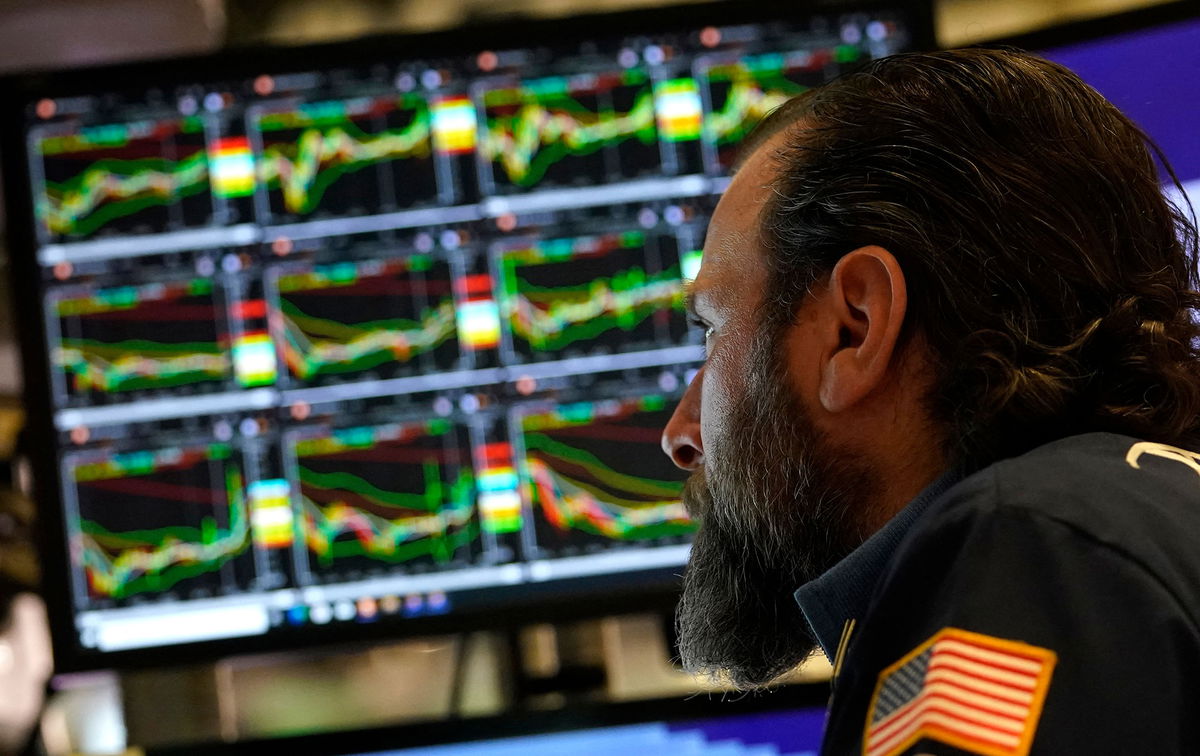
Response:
[[144, 690, 828, 756], [355, 708, 824, 756], [1, 1, 928, 669], [1035, 6, 1200, 201]]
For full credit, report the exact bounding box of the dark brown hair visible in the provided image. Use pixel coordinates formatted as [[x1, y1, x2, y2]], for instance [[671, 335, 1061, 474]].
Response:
[[750, 48, 1200, 467]]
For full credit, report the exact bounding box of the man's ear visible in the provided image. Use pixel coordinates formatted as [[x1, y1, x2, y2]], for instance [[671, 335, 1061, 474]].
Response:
[[818, 246, 908, 413]]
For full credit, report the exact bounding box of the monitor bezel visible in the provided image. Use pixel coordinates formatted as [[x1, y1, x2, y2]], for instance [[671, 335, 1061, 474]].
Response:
[[0, 0, 934, 673]]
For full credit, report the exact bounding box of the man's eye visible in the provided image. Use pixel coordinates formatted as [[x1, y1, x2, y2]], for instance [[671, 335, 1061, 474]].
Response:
[[688, 317, 714, 354]]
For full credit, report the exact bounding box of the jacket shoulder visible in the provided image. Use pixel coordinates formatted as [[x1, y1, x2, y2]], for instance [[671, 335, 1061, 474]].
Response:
[[919, 432, 1200, 619]]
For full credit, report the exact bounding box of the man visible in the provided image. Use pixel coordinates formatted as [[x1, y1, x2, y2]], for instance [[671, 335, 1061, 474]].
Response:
[[663, 48, 1200, 755]]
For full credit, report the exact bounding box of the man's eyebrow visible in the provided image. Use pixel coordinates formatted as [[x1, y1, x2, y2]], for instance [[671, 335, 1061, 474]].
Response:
[[682, 279, 706, 319], [682, 280, 697, 316]]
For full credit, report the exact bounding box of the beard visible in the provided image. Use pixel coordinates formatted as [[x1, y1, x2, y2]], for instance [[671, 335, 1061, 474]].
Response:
[[674, 324, 881, 689]]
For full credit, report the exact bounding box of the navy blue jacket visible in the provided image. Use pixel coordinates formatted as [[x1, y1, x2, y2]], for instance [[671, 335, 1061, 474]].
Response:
[[799, 433, 1200, 755]]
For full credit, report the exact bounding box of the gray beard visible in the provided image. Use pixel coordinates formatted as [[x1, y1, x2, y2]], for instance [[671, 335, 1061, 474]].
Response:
[[674, 327, 880, 689]]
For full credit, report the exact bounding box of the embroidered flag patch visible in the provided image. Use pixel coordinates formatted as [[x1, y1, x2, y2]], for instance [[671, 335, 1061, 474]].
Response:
[[863, 628, 1056, 756]]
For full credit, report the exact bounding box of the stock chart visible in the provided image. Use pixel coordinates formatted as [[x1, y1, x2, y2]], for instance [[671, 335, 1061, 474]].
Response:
[[36, 116, 213, 242], [70, 443, 253, 605], [14, 6, 915, 659], [253, 94, 439, 221], [700, 47, 861, 170], [481, 70, 661, 193], [494, 229, 693, 362], [516, 395, 694, 557], [53, 278, 230, 403], [292, 420, 480, 578], [272, 255, 461, 384]]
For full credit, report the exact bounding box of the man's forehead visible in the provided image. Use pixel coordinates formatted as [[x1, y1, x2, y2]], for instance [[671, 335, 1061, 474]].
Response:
[[694, 226, 747, 279], [694, 129, 791, 293], [728, 125, 792, 199]]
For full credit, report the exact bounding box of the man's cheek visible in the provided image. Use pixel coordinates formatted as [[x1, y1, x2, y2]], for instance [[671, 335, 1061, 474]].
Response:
[[698, 358, 748, 457]]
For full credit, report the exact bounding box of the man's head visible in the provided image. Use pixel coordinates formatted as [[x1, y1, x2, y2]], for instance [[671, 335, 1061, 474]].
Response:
[[665, 48, 1200, 688]]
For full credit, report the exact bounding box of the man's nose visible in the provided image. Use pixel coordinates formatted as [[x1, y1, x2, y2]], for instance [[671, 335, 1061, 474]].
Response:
[[661, 365, 705, 471]]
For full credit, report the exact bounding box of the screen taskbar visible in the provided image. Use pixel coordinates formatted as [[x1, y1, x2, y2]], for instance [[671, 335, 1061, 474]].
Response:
[[77, 544, 691, 652]]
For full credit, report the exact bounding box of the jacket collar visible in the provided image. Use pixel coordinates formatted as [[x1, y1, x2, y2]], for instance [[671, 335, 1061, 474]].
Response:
[[792, 468, 963, 660]]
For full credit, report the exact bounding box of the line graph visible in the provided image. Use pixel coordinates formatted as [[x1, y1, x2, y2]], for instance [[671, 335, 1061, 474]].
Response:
[[254, 94, 438, 220], [516, 395, 693, 555], [480, 69, 660, 192], [294, 420, 479, 575], [494, 229, 689, 362], [71, 443, 253, 602], [36, 116, 213, 241], [54, 278, 230, 402], [701, 48, 850, 170], [272, 256, 460, 384]]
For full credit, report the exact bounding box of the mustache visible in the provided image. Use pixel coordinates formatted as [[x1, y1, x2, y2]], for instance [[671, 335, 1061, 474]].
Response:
[[681, 470, 713, 522]]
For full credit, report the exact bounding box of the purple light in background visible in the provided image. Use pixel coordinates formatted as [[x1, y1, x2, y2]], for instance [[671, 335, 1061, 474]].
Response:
[[1041, 18, 1200, 184], [668, 707, 826, 753]]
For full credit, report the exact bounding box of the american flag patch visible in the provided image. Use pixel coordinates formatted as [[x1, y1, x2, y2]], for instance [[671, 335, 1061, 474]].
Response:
[[862, 628, 1056, 756]]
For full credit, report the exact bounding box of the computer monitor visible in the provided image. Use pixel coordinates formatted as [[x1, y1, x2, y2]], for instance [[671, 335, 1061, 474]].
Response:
[[144, 688, 828, 756], [1004, 0, 1199, 201], [0, 0, 932, 670]]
